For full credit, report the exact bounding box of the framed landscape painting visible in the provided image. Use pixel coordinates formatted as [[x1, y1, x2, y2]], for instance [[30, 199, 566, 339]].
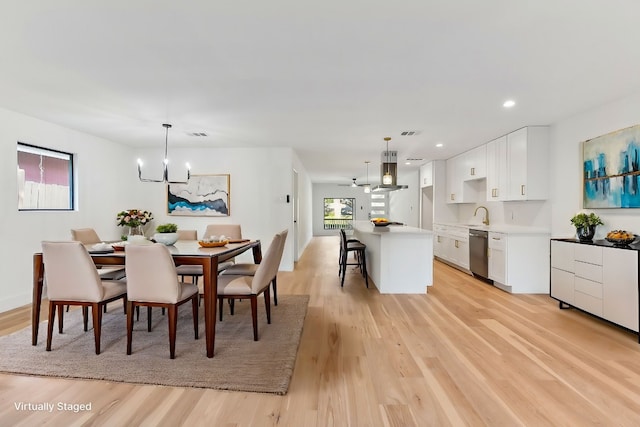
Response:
[[583, 124, 640, 208], [167, 174, 230, 216]]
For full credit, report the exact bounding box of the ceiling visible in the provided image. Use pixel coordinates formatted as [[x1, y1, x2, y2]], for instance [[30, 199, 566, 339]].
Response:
[[2, 1, 640, 184]]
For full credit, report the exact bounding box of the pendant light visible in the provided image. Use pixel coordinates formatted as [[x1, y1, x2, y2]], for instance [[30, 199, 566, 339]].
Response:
[[363, 161, 371, 193], [382, 137, 393, 185], [137, 123, 191, 184]]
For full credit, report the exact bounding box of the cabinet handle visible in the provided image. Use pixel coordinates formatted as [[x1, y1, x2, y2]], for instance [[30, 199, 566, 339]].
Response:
[[521, 184, 525, 196], [450, 193, 455, 201], [492, 237, 501, 240], [437, 236, 441, 243], [455, 240, 459, 248], [471, 167, 475, 176], [487, 248, 491, 257]]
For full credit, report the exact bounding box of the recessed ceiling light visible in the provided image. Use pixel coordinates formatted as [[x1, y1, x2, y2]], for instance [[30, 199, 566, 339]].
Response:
[[503, 100, 516, 108], [435, 143, 444, 148], [405, 161, 411, 165]]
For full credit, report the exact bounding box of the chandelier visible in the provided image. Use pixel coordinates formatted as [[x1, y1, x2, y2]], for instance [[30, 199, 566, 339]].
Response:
[[137, 123, 191, 184], [363, 161, 371, 193], [382, 137, 393, 185]]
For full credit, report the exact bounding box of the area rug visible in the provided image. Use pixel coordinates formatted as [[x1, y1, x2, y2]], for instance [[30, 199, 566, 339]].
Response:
[[0, 295, 308, 395]]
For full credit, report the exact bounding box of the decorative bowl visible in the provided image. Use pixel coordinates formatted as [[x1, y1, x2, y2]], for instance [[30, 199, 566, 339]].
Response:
[[605, 235, 637, 246], [153, 232, 179, 246], [198, 240, 229, 248], [372, 221, 391, 227]]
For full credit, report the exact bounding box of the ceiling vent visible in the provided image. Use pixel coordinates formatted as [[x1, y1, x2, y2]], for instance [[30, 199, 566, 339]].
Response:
[[188, 132, 208, 137], [400, 131, 421, 136]]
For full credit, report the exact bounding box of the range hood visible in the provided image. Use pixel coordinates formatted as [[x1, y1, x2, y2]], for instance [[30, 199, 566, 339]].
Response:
[[371, 149, 409, 192]]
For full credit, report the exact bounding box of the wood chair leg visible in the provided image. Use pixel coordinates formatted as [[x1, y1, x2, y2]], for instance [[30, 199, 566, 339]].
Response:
[[218, 296, 224, 321], [264, 289, 271, 324], [91, 303, 102, 355], [147, 307, 152, 332], [192, 295, 199, 340], [168, 305, 178, 359], [251, 296, 258, 341], [83, 306, 89, 331], [272, 277, 278, 306], [229, 299, 235, 315], [46, 301, 56, 351], [57, 304, 64, 333], [126, 301, 134, 355]]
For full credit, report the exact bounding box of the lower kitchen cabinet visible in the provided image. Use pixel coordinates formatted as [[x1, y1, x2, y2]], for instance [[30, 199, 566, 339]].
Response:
[[488, 232, 549, 293], [433, 224, 469, 271], [550, 239, 640, 337]]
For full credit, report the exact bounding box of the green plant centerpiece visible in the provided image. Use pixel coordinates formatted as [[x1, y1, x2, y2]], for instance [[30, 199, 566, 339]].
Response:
[[154, 223, 179, 245], [570, 212, 603, 241]]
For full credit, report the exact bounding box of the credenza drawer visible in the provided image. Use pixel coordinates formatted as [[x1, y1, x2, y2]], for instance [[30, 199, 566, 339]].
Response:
[[575, 276, 603, 299], [575, 290, 603, 316], [574, 245, 602, 265], [574, 260, 602, 283]]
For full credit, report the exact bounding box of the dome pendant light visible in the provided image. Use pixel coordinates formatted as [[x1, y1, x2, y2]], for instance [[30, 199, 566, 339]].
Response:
[[363, 161, 371, 193], [137, 123, 191, 184], [382, 137, 393, 185]]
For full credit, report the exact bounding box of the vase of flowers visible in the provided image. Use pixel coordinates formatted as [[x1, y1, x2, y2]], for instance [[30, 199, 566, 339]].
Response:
[[117, 209, 153, 239]]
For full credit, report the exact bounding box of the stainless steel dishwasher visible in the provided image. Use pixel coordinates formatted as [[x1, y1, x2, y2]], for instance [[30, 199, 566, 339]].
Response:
[[469, 229, 491, 282]]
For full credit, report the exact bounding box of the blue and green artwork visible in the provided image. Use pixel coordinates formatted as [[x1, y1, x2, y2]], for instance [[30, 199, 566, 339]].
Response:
[[583, 124, 640, 208]]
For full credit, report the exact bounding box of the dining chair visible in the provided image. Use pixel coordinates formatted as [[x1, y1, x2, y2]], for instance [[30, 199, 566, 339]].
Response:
[[215, 231, 285, 341], [70, 228, 126, 281], [42, 241, 127, 355], [220, 229, 288, 306], [174, 229, 203, 284], [124, 243, 199, 359]]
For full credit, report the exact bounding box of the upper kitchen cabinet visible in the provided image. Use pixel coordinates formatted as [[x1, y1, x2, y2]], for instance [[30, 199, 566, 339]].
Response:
[[419, 161, 433, 188], [506, 126, 549, 201], [486, 135, 507, 201], [460, 145, 487, 181], [486, 126, 549, 202], [446, 155, 463, 203]]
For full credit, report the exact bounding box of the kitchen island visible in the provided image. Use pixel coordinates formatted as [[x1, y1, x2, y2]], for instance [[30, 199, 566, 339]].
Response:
[[353, 221, 433, 294]]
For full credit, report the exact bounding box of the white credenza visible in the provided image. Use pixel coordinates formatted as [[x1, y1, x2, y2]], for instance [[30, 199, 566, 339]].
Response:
[[550, 239, 640, 339]]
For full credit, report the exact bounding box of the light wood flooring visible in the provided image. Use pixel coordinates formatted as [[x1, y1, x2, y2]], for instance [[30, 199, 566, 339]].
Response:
[[2, 235, 640, 426]]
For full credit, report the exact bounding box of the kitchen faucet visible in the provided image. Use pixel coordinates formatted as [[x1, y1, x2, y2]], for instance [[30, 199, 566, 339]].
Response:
[[474, 205, 490, 226]]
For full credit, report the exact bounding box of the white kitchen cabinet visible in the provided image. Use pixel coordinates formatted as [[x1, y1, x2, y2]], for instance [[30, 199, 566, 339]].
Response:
[[488, 232, 506, 285], [550, 239, 640, 336], [485, 127, 549, 201], [486, 135, 507, 201], [460, 145, 487, 181], [420, 161, 433, 188], [506, 126, 549, 201], [446, 155, 462, 203], [433, 224, 469, 270], [489, 232, 549, 293]]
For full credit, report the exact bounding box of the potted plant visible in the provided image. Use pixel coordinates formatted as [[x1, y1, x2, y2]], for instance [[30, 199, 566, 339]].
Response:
[[570, 212, 603, 241], [154, 223, 179, 245]]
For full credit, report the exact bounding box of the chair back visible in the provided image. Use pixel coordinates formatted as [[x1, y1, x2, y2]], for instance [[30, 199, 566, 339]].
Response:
[[42, 241, 104, 301], [125, 243, 182, 303], [177, 229, 198, 240], [204, 224, 242, 240], [71, 228, 102, 244], [339, 229, 348, 250], [251, 231, 286, 293]]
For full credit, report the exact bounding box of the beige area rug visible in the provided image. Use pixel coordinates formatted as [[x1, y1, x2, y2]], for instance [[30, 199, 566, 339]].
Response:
[[0, 295, 308, 395]]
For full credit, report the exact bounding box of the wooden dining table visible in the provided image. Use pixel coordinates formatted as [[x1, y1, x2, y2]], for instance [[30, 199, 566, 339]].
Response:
[[32, 239, 262, 358]]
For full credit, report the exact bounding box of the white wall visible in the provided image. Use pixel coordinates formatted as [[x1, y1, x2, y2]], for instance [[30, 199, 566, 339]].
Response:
[[1, 109, 309, 312], [312, 184, 372, 236], [0, 108, 133, 312], [389, 169, 419, 227], [292, 152, 314, 261], [550, 90, 640, 239]]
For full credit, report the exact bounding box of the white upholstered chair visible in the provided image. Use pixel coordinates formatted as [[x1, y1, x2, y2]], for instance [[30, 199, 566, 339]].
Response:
[[220, 229, 288, 306], [216, 231, 286, 341], [71, 228, 126, 281], [124, 243, 199, 359], [42, 241, 127, 354]]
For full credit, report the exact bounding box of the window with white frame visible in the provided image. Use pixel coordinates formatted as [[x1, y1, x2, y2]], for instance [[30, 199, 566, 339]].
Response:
[[17, 143, 74, 210]]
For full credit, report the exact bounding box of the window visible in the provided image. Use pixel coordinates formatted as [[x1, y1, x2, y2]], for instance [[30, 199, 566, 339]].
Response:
[[17, 143, 74, 210], [324, 198, 354, 230]]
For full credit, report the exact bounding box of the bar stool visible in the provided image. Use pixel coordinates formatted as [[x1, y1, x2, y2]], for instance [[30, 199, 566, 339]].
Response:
[[339, 229, 369, 288]]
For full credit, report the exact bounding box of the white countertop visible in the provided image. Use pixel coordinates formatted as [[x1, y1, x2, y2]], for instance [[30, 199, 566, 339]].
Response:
[[354, 221, 432, 235], [435, 222, 550, 235]]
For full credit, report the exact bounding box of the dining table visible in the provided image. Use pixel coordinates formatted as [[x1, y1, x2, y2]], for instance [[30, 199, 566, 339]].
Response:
[[32, 239, 262, 358]]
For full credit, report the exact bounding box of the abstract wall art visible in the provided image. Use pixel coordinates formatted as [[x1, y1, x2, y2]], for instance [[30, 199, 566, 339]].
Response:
[[167, 174, 230, 216], [583, 124, 640, 208]]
